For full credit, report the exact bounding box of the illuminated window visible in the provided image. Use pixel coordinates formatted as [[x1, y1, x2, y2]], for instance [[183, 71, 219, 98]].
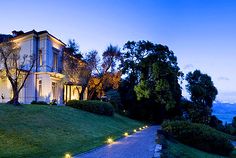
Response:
[[39, 80, 42, 96], [39, 50, 43, 66]]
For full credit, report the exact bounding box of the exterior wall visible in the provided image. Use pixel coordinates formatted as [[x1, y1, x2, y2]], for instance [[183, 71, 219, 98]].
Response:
[[36, 73, 64, 104], [0, 77, 12, 103], [38, 34, 64, 73], [22, 74, 36, 104]]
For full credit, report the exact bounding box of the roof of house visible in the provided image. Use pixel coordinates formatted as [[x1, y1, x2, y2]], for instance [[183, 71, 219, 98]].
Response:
[[11, 30, 66, 46], [0, 30, 66, 46]]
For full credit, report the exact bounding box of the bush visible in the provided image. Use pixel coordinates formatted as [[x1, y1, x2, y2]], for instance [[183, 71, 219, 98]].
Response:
[[232, 116, 236, 128], [161, 120, 234, 156], [66, 100, 114, 116], [49, 99, 57, 106], [31, 101, 48, 105]]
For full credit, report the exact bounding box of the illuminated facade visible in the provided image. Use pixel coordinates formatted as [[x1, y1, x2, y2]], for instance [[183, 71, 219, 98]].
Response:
[[0, 30, 87, 104]]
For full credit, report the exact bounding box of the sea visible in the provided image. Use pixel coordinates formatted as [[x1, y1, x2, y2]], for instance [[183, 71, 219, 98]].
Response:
[[213, 103, 236, 124]]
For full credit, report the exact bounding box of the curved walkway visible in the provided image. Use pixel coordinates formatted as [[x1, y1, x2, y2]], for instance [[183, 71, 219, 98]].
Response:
[[74, 125, 159, 158]]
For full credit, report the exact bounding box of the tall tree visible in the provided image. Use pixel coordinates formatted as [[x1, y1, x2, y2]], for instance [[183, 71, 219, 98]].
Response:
[[63, 50, 91, 100], [186, 70, 218, 124], [64, 44, 122, 100], [134, 43, 182, 121], [120, 41, 183, 122], [0, 41, 36, 105], [63, 40, 96, 100], [88, 45, 122, 99]]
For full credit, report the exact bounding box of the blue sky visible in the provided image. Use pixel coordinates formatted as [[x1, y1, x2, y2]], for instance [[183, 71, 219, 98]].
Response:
[[1, 0, 236, 102]]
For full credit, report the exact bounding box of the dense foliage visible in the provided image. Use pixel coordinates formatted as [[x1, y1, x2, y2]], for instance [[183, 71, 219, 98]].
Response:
[[66, 100, 114, 116], [31, 101, 48, 105], [119, 40, 182, 122], [185, 70, 218, 124], [210, 116, 236, 136], [161, 120, 234, 156]]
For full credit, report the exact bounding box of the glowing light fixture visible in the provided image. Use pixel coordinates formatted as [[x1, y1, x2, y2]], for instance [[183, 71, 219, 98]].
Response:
[[124, 132, 129, 137], [64, 153, 71, 158], [139, 127, 142, 130], [133, 129, 137, 132], [107, 138, 114, 144]]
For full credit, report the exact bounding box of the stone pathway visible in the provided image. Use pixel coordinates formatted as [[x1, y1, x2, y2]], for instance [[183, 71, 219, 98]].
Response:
[[74, 126, 159, 158]]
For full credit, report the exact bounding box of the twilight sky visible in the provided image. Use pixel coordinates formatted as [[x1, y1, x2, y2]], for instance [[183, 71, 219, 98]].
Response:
[[1, 0, 236, 103]]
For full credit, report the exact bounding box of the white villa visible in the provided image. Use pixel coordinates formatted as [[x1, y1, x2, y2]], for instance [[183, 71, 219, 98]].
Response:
[[0, 30, 87, 104]]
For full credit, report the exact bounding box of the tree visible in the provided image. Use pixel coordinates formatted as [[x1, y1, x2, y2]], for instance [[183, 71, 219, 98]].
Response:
[[134, 43, 182, 121], [64, 44, 122, 101], [63, 50, 91, 100], [0, 41, 36, 105], [87, 45, 122, 99], [119, 41, 154, 119], [66, 39, 82, 59], [186, 70, 218, 124], [120, 41, 183, 122]]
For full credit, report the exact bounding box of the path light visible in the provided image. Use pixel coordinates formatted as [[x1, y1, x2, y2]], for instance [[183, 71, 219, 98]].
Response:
[[107, 137, 114, 144], [133, 129, 137, 132], [124, 132, 129, 137], [64, 153, 71, 158], [139, 127, 142, 130], [143, 126, 146, 129]]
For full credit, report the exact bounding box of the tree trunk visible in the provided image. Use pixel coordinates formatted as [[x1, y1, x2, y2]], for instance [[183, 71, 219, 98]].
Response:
[[88, 88, 95, 100], [8, 84, 20, 105], [79, 86, 86, 100]]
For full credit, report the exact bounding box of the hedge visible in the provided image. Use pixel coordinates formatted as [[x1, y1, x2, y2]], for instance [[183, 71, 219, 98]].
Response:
[[161, 120, 234, 156], [66, 100, 114, 116], [31, 101, 48, 105]]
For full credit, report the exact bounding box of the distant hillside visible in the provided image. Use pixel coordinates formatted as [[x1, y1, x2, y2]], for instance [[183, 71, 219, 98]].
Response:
[[213, 103, 236, 123]]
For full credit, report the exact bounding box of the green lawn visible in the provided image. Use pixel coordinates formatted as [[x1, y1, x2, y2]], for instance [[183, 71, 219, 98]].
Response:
[[162, 138, 236, 158], [162, 139, 236, 158], [0, 104, 144, 158]]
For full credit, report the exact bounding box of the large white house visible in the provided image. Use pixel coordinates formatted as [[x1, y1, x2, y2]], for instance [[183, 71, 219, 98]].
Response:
[[0, 30, 87, 104]]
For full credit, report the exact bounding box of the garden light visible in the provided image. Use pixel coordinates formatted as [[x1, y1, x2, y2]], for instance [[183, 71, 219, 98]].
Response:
[[133, 129, 137, 132], [124, 132, 129, 137], [64, 153, 71, 158], [107, 138, 114, 144]]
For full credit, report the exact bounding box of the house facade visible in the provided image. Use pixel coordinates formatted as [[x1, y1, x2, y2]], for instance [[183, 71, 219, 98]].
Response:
[[0, 30, 87, 104]]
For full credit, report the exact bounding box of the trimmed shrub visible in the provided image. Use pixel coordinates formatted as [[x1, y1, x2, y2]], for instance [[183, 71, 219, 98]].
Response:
[[161, 120, 234, 156], [66, 100, 114, 116], [49, 99, 57, 106], [31, 101, 48, 105]]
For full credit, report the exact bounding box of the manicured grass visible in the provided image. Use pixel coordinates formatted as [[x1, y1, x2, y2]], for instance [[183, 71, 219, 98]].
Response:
[[0, 104, 144, 158], [162, 139, 229, 158]]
